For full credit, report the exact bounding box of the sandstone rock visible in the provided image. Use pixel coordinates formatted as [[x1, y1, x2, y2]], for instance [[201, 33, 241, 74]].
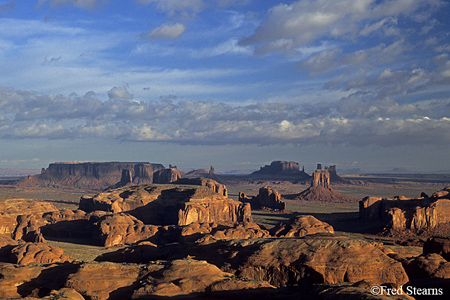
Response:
[[402, 253, 450, 279], [251, 161, 310, 180], [239, 186, 286, 210], [65, 262, 144, 300], [361, 187, 450, 234], [153, 168, 181, 184], [44, 288, 85, 300], [97, 235, 408, 288], [132, 259, 274, 298], [9, 242, 71, 265], [79, 182, 250, 226], [0, 199, 57, 235], [211, 222, 270, 240], [234, 235, 408, 287], [12, 214, 46, 242], [423, 236, 450, 261], [294, 167, 353, 203], [92, 213, 159, 247], [175, 177, 228, 197], [17, 161, 165, 189], [270, 215, 334, 237]]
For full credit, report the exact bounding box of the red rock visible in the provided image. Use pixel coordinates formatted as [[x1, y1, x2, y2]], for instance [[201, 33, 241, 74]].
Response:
[[93, 213, 159, 247], [270, 215, 334, 237], [9, 242, 71, 265]]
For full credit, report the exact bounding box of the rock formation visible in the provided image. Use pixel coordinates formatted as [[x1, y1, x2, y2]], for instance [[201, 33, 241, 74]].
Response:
[[251, 161, 310, 179], [9, 242, 71, 265], [239, 186, 286, 210], [294, 165, 353, 202], [97, 234, 409, 288], [153, 168, 181, 184], [17, 161, 165, 189], [79, 180, 250, 226], [360, 187, 450, 234], [270, 215, 334, 237]]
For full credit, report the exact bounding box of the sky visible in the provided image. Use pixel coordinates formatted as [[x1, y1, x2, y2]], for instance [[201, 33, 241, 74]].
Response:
[[0, 0, 450, 173]]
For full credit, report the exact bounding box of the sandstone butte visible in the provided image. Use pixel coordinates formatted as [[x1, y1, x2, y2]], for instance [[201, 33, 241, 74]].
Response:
[[294, 164, 354, 203], [79, 178, 250, 226], [239, 186, 286, 211], [360, 186, 450, 233]]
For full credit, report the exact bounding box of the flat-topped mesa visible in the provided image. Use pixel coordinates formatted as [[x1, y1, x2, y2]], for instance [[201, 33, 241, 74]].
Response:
[[251, 161, 310, 179], [17, 162, 165, 189], [79, 179, 249, 226]]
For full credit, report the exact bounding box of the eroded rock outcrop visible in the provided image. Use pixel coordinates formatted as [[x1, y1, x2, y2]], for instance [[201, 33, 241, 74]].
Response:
[[294, 166, 353, 203], [17, 161, 165, 189], [251, 161, 310, 179], [270, 215, 334, 237], [79, 180, 250, 226], [9, 242, 71, 265], [153, 168, 181, 184], [360, 187, 450, 234], [239, 186, 286, 210], [92, 213, 160, 247], [97, 234, 409, 288]]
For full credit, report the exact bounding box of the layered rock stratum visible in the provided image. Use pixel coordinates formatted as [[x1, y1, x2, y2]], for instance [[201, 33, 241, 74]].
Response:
[[17, 161, 165, 189]]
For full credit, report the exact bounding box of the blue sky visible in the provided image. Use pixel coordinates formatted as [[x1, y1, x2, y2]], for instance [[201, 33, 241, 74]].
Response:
[[1, 0, 450, 173]]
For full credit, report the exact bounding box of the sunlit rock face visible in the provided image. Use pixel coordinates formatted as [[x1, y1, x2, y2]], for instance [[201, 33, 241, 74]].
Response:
[[79, 179, 251, 226], [360, 187, 450, 233]]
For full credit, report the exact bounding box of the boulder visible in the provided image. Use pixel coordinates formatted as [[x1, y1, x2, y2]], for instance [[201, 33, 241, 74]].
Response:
[[211, 222, 270, 240], [9, 242, 71, 265], [270, 215, 334, 237]]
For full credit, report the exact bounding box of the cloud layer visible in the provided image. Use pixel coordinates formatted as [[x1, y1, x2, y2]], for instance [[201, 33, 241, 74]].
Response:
[[1, 87, 449, 148]]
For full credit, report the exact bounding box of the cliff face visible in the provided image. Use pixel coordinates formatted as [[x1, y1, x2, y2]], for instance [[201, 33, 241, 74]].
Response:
[[17, 162, 165, 189], [79, 179, 250, 226], [239, 186, 286, 210], [251, 161, 310, 179], [359, 187, 450, 233]]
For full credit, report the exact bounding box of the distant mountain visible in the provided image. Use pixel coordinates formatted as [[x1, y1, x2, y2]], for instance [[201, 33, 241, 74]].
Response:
[[0, 168, 41, 177]]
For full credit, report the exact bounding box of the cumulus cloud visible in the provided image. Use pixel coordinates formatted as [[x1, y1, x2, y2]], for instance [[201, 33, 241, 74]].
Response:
[[142, 23, 187, 40], [239, 0, 442, 55], [1, 86, 449, 147], [107, 86, 133, 100]]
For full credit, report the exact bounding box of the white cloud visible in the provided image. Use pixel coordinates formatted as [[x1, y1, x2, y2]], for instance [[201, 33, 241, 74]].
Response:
[[37, 0, 107, 9], [108, 86, 133, 99], [1, 86, 449, 147], [143, 23, 187, 40], [239, 0, 442, 55]]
